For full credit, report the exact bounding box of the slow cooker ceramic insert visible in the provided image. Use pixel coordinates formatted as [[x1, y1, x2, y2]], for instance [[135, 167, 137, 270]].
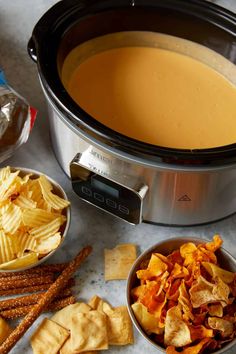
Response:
[[28, 0, 236, 225]]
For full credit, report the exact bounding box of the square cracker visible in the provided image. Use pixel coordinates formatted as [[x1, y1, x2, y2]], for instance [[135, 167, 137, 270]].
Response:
[[89, 295, 134, 345], [104, 244, 137, 280], [31, 318, 69, 354], [61, 310, 108, 353], [51, 302, 91, 330], [106, 306, 134, 345]]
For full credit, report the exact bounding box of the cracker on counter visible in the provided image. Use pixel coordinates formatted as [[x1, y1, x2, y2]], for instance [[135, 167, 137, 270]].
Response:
[[31, 295, 134, 353], [31, 318, 69, 354], [89, 295, 134, 345], [51, 302, 91, 328], [104, 244, 137, 280], [0, 316, 12, 345], [89, 295, 113, 314], [61, 311, 108, 353], [106, 306, 134, 345]]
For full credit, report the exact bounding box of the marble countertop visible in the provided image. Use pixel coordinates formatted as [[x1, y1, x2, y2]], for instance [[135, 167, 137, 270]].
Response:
[[0, 0, 236, 353]]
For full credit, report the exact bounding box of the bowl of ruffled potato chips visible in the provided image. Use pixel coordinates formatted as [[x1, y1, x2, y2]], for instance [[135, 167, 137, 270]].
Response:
[[0, 166, 70, 272], [127, 235, 236, 354]]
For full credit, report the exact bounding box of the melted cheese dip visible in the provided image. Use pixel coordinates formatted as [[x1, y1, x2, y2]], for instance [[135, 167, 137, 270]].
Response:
[[61, 32, 236, 149]]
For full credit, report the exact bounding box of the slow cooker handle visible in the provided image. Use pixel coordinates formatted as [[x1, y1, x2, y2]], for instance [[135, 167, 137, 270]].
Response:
[[27, 0, 97, 64], [28, 37, 37, 63]]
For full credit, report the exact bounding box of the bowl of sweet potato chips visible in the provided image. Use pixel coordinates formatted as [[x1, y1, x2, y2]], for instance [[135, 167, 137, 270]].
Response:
[[127, 235, 236, 354], [0, 166, 70, 272]]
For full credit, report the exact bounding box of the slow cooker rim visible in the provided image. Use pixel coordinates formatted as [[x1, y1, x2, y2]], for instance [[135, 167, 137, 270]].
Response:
[[29, 0, 236, 167]]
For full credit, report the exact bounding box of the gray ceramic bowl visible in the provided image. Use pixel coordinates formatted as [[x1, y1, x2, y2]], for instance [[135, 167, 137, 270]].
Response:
[[127, 237, 236, 354], [0, 167, 71, 272]]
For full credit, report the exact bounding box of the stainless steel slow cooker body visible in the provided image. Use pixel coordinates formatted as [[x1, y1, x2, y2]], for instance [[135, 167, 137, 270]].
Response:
[[28, 0, 236, 225]]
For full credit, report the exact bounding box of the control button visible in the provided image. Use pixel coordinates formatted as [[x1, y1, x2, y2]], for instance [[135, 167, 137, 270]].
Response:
[[106, 199, 117, 208], [94, 192, 104, 203], [81, 186, 92, 197], [119, 205, 130, 215]]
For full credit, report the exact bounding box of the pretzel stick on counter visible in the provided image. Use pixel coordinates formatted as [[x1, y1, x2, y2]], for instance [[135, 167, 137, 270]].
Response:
[[0, 274, 54, 291], [0, 245, 92, 354], [0, 295, 76, 320], [0, 288, 72, 311], [0, 263, 68, 278], [0, 278, 75, 297], [0, 273, 56, 282]]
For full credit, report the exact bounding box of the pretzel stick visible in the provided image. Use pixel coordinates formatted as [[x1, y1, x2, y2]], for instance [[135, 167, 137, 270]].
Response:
[[0, 274, 54, 291], [0, 278, 75, 296], [0, 245, 92, 354], [0, 272, 56, 282], [0, 263, 68, 278], [0, 288, 72, 311], [0, 295, 76, 320]]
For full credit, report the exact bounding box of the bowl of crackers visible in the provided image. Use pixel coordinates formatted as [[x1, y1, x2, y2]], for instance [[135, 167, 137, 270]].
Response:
[[127, 235, 236, 354], [0, 166, 70, 272]]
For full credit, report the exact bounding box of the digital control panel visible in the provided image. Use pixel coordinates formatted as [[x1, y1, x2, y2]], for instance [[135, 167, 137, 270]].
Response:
[[71, 173, 143, 224]]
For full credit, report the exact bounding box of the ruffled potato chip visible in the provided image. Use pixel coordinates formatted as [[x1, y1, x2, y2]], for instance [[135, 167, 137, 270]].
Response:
[[22, 208, 63, 228], [0, 171, 19, 202], [0, 166, 11, 181], [13, 194, 37, 209], [33, 233, 61, 254], [29, 217, 65, 240], [0, 166, 70, 270], [38, 175, 70, 210], [2, 203, 21, 234], [0, 252, 39, 270], [0, 230, 15, 263], [11, 230, 36, 257]]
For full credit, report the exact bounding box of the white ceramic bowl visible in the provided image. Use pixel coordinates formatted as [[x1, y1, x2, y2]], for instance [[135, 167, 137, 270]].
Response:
[[0, 167, 71, 272], [127, 237, 236, 354]]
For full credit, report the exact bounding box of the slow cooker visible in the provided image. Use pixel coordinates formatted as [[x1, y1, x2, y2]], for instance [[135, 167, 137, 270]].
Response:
[[28, 0, 236, 226]]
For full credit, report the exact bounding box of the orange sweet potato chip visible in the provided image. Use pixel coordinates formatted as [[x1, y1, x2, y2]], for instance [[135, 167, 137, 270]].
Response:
[[189, 275, 230, 308], [202, 262, 235, 284], [205, 234, 223, 252], [130, 235, 236, 354], [208, 317, 234, 338], [137, 253, 168, 281], [189, 324, 214, 342], [166, 338, 212, 354], [164, 305, 191, 347]]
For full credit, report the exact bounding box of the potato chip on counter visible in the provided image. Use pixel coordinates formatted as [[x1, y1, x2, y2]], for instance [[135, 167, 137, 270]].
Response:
[[0, 166, 70, 270], [130, 235, 236, 354]]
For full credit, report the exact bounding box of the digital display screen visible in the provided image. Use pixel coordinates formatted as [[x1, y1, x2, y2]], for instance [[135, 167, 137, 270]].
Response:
[[91, 177, 119, 198]]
